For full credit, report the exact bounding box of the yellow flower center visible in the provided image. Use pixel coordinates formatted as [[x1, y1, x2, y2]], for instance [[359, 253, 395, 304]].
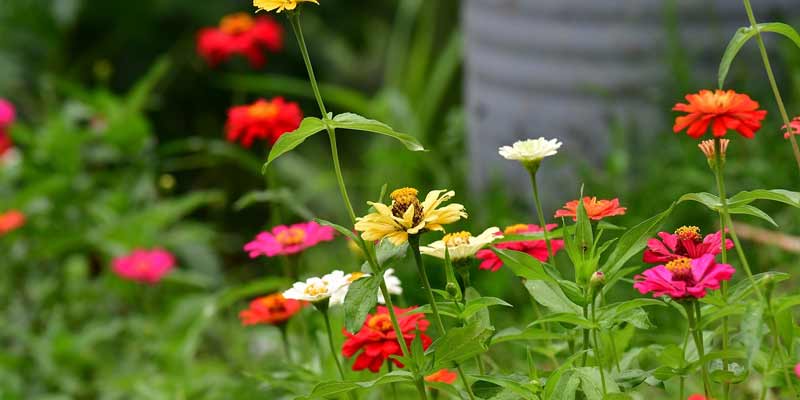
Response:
[[276, 227, 307, 247], [675, 226, 701, 242], [219, 13, 255, 35], [390, 187, 423, 224], [260, 294, 287, 313], [248, 101, 280, 119], [367, 314, 394, 333], [443, 231, 471, 247], [303, 282, 328, 297], [504, 224, 530, 235], [348, 272, 366, 283], [665, 257, 693, 279]]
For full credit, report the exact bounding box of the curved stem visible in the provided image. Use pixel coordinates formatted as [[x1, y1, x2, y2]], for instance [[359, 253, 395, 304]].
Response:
[[529, 171, 557, 269], [409, 235, 477, 400], [686, 302, 712, 398], [740, 0, 800, 172], [712, 139, 731, 400]]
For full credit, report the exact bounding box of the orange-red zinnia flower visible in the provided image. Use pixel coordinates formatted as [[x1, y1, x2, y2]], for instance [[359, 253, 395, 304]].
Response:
[[687, 395, 709, 400], [225, 97, 302, 147], [239, 293, 305, 326], [0, 210, 25, 235], [425, 369, 458, 384], [554, 197, 626, 221], [197, 13, 282, 69], [784, 116, 800, 139], [342, 306, 431, 373], [673, 89, 766, 139]]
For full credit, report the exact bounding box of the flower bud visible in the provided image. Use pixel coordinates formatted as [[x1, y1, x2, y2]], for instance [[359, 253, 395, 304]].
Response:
[[590, 271, 606, 288], [446, 282, 460, 297]]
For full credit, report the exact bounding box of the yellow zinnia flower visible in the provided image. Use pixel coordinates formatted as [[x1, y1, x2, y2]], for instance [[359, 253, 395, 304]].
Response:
[[355, 187, 468, 245], [253, 0, 319, 13]]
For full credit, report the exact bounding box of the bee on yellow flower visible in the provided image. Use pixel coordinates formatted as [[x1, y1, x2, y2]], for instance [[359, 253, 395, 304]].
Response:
[[253, 0, 319, 13], [355, 188, 467, 246]]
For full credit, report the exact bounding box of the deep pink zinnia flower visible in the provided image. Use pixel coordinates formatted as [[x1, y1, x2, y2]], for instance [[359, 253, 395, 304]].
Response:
[[643, 226, 733, 264], [476, 223, 564, 272], [634, 254, 734, 300], [795, 363, 800, 379], [244, 221, 335, 258], [112, 248, 176, 284], [0, 98, 16, 157]]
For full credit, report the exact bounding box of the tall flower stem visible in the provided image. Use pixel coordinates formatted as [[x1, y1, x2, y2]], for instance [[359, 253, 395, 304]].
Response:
[[590, 298, 607, 396], [287, 13, 357, 224], [685, 302, 712, 398], [409, 235, 477, 400], [528, 171, 557, 269], [740, 0, 800, 172], [711, 139, 731, 400], [279, 324, 292, 362], [317, 306, 357, 400]]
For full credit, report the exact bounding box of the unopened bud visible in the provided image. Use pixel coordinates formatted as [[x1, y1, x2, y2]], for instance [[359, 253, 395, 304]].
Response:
[[590, 271, 606, 287], [446, 282, 460, 297]]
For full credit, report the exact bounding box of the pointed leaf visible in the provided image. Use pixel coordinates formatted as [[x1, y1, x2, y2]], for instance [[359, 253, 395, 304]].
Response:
[[263, 117, 326, 170], [344, 276, 381, 333], [719, 23, 800, 88], [330, 112, 425, 151]]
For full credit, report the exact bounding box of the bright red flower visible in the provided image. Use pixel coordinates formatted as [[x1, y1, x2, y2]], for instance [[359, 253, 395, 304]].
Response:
[[476, 223, 563, 272], [239, 293, 305, 326], [784, 116, 800, 139], [687, 395, 709, 400], [342, 306, 431, 373], [425, 369, 457, 384], [673, 89, 766, 139], [643, 226, 733, 264], [225, 97, 302, 148], [197, 13, 282, 69], [554, 197, 626, 221], [0, 210, 25, 235], [634, 254, 734, 300]]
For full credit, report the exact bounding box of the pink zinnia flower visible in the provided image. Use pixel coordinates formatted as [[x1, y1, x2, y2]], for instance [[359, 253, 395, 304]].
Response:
[[634, 254, 734, 299], [783, 116, 800, 139], [476, 223, 564, 272], [244, 221, 335, 258], [643, 226, 733, 264], [0, 98, 16, 157], [112, 248, 176, 284], [795, 363, 800, 379]]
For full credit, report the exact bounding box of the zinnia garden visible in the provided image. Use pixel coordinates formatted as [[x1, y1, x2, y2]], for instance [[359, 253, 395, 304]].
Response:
[[4, 1, 800, 399]]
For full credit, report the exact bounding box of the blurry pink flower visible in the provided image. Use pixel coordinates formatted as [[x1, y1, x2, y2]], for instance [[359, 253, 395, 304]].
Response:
[[0, 99, 15, 127], [643, 226, 733, 264], [795, 363, 800, 379], [476, 223, 563, 272], [112, 248, 176, 284], [244, 221, 335, 258], [634, 254, 734, 300], [783, 116, 800, 139]]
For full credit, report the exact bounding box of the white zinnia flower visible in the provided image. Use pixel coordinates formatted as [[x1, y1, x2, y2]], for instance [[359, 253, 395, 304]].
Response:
[[283, 270, 349, 303], [329, 268, 404, 306], [378, 268, 402, 304], [419, 227, 502, 261], [498, 138, 562, 164]]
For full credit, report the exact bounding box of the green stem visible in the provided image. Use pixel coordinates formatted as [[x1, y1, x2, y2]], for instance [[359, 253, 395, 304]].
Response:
[[766, 287, 799, 398], [414, 378, 430, 400], [287, 12, 357, 224], [409, 235, 477, 400], [712, 139, 731, 400], [590, 299, 607, 395], [581, 302, 590, 367], [529, 171, 557, 269], [679, 328, 690, 400], [321, 309, 348, 381], [686, 302, 712, 398], [279, 324, 292, 362], [741, 0, 800, 173]]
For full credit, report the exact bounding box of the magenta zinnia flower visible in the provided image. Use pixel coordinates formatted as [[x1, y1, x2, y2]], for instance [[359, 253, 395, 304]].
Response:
[[634, 254, 734, 299], [643, 226, 733, 264], [476, 223, 563, 272], [244, 221, 335, 258], [112, 248, 176, 284]]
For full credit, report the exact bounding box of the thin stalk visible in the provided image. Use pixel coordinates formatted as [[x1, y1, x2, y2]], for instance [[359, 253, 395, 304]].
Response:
[[279, 324, 292, 362], [529, 171, 557, 269], [712, 139, 731, 400], [388, 361, 398, 400], [414, 378, 430, 400], [409, 235, 477, 400], [741, 0, 800, 172], [320, 308, 356, 400], [380, 281, 429, 400], [686, 302, 712, 398], [590, 299, 607, 396], [679, 328, 690, 400], [581, 302, 590, 367]]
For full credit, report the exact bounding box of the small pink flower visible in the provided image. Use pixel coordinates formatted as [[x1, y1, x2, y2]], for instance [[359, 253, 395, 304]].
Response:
[[795, 363, 800, 379], [112, 248, 176, 284], [244, 221, 335, 258], [0, 99, 15, 128], [476, 223, 563, 272], [634, 254, 734, 300], [643, 226, 733, 264]]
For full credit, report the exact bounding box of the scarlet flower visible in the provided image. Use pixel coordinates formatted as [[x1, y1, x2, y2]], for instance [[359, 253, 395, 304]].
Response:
[[239, 293, 305, 326], [112, 248, 176, 284], [425, 369, 458, 384], [475, 223, 564, 272], [196, 13, 282, 68], [634, 254, 734, 300], [784, 116, 800, 139], [554, 197, 626, 221], [342, 306, 431, 372], [687, 395, 709, 400], [225, 97, 302, 148], [643, 226, 734, 264], [0, 210, 25, 235], [673, 89, 766, 139], [244, 221, 335, 258]]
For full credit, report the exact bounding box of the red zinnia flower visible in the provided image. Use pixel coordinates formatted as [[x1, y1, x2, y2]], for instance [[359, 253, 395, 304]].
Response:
[[783, 116, 800, 139], [475, 223, 564, 272], [342, 306, 431, 373], [239, 293, 305, 326], [673, 89, 766, 139], [643, 226, 733, 264], [634, 254, 734, 300], [554, 197, 626, 221], [197, 13, 282, 69], [225, 97, 302, 148], [688, 395, 709, 400], [425, 369, 457, 384], [0, 210, 25, 235]]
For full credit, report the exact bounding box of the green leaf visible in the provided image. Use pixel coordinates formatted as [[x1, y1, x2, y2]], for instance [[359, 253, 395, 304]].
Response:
[[719, 23, 800, 88], [575, 367, 620, 400], [298, 370, 415, 399], [490, 327, 562, 345], [602, 204, 674, 278], [492, 248, 555, 283], [234, 188, 315, 220], [523, 280, 582, 314], [343, 276, 381, 333], [469, 375, 539, 400], [330, 112, 425, 151], [729, 272, 790, 303], [677, 192, 721, 209], [428, 320, 493, 369], [728, 204, 778, 227], [728, 189, 800, 208], [263, 117, 326, 170], [528, 313, 597, 330], [461, 296, 513, 320]]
